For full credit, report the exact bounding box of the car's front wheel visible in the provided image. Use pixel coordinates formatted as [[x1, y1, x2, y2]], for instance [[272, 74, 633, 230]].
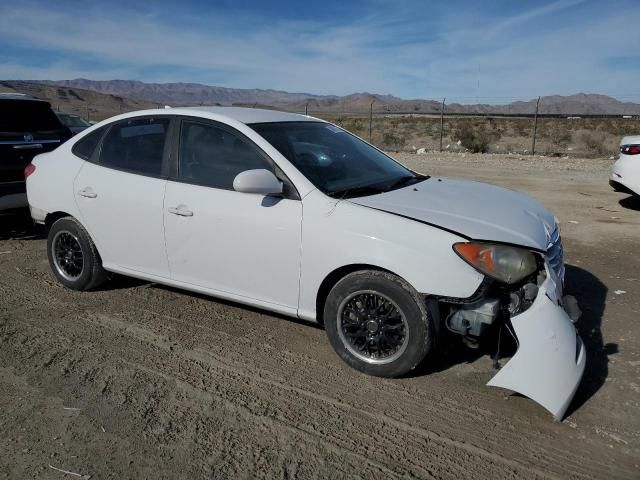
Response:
[[324, 270, 433, 377], [47, 217, 107, 291]]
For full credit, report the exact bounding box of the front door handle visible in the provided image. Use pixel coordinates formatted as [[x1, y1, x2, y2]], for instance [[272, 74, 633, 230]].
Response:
[[78, 188, 97, 198], [168, 205, 194, 217]]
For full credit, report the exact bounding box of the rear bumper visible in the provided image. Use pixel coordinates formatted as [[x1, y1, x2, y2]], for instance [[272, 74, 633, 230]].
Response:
[[0, 182, 27, 210], [609, 179, 637, 196], [0, 181, 26, 196], [487, 264, 586, 420], [610, 157, 640, 196]]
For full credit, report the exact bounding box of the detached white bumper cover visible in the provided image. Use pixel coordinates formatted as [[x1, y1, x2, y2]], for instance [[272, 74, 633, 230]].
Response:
[[488, 265, 586, 420]]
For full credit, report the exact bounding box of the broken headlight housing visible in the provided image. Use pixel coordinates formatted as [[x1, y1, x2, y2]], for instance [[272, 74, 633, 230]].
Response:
[[453, 242, 538, 284]]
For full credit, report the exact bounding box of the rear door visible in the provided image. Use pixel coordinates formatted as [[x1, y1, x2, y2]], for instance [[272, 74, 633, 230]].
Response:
[[73, 116, 173, 278]]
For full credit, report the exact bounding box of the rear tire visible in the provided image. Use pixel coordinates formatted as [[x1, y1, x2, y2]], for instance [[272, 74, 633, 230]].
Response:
[[324, 270, 433, 378], [47, 217, 107, 291]]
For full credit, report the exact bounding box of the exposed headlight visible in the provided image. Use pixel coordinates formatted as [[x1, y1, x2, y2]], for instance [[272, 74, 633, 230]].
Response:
[[453, 242, 538, 284]]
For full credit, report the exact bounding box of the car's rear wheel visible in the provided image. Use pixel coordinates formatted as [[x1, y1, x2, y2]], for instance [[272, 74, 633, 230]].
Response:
[[324, 270, 433, 377], [47, 217, 107, 290]]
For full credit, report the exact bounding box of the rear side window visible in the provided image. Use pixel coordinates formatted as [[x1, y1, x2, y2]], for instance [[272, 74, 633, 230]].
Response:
[[72, 127, 106, 160], [99, 117, 170, 177], [179, 120, 273, 189]]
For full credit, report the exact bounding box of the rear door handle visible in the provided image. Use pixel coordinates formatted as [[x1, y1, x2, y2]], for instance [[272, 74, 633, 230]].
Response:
[[168, 205, 194, 217], [78, 188, 97, 199]]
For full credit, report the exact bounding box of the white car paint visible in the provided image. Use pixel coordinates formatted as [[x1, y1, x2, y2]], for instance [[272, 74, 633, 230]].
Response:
[[74, 161, 169, 278], [610, 135, 640, 196], [26, 106, 585, 419], [350, 177, 557, 251], [296, 188, 484, 321], [163, 180, 303, 310]]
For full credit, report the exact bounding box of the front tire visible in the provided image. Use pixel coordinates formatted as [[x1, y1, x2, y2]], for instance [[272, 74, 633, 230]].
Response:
[[324, 270, 433, 377], [47, 217, 107, 291]]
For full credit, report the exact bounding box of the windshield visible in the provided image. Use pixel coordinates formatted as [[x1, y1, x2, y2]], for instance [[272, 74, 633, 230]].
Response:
[[58, 114, 90, 128], [250, 121, 423, 197]]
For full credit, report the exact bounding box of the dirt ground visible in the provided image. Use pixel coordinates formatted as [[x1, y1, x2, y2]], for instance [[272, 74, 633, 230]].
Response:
[[1, 152, 639, 479]]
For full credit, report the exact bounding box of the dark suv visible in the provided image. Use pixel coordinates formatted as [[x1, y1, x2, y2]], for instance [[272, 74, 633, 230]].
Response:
[[0, 93, 71, 211]]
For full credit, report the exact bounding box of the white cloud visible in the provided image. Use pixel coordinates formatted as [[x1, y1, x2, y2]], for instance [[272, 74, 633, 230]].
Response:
[[0, 1, 638, 100], [489, 0, 587, 34]]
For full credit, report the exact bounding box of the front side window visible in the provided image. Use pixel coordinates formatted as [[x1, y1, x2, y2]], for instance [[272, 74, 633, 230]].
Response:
[[99, 117, 170, 176], [250, 122, 422, 197], [179, 120, 273, 190]]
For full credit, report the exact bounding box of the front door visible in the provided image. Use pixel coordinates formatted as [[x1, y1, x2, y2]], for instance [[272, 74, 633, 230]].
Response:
[[163, 119, 302, 310]]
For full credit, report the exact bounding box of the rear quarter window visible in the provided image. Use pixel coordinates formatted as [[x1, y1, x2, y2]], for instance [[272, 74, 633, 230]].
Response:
[[72, 127, 107, 160]]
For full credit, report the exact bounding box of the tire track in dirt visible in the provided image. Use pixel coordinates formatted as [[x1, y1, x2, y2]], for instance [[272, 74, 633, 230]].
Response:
[[1, 269, 633, 479], [1, 188, 639, 479]]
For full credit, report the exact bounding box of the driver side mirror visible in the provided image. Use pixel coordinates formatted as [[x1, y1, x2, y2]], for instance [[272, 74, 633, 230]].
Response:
[[233, 169, 283, 196]]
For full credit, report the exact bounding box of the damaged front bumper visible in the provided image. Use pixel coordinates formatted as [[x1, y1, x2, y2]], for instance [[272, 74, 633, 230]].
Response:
[[487, 264, 586, 420]]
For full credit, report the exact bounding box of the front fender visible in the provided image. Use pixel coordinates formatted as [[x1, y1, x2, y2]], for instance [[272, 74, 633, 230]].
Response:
[[297, 191, 484, 321]]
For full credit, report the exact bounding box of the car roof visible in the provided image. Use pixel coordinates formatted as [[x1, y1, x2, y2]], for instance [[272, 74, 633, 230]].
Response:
[[177, 106, 320, 124], [87, 107, 325, 132], [0, 92, 49, 103], [112, 106, 321, 125]]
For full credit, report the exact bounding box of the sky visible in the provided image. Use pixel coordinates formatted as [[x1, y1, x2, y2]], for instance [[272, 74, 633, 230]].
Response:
[[0, 0, 639, 102]]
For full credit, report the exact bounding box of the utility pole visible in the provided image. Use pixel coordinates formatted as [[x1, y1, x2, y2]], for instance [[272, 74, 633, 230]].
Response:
[[439, 98, 446, 152], [305, 100, 309, 116], [369, 99, 375, 142], [531, 96, 540, 155]]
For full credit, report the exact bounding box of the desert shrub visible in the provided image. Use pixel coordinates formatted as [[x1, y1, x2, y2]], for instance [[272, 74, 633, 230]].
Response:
[[545, 122, 572, 147], [512, 120, 529, 137], [597, 118, 640, 136], [454, 123, 499, 153], [381, 131, 407, 151], [338, 117, 365, 136], [455, 123, 475, 148], [580, 132, 609, 156]]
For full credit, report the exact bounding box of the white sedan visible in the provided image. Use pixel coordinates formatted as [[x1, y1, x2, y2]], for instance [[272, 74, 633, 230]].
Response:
[[26, 107, 585, 419], [611, 135, 640, 197]]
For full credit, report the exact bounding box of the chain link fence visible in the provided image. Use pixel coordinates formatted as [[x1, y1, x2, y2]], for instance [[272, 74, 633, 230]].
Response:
[[303, 108, 640, 159], [55, 97, 640, 159]]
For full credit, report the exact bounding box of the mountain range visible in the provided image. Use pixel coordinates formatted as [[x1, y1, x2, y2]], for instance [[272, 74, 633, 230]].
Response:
[[5, 78, 640, 116], [39, 79, 640, 115]]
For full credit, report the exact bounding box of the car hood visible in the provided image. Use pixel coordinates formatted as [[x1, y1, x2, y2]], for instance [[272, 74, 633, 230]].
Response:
[[350, 177, 557, 251]]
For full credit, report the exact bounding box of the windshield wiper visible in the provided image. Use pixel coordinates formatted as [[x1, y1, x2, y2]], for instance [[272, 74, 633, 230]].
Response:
[[385, 174, 429, 192], [326, 185, 387, 199]]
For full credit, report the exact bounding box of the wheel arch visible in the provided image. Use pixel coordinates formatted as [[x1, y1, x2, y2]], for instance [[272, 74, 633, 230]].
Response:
[[44, 212, 102, 258], [315, 263, 405, 325], [45, 211, 74, 232]]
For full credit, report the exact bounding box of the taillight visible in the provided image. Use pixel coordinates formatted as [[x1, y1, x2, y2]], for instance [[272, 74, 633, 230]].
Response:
[[620, 144, 640, 155], [24, 163, 36, 179]]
